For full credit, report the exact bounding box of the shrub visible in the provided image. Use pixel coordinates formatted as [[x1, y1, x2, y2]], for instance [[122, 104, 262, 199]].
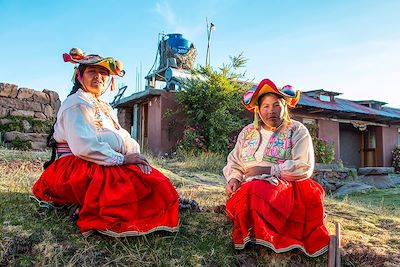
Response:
[[0, 115, 53, 134], [176, 54, 251, 155], [304, 122, 335, 164], [393, 147, 400, 173], [10, 136, 32, 150], [314, 138, 335, 164], [179, 126, 208, 155]]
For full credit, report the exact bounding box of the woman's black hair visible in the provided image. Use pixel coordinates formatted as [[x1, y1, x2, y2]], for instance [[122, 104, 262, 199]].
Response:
[[43, 64, 87, 169], [257, 92, 284, 107]]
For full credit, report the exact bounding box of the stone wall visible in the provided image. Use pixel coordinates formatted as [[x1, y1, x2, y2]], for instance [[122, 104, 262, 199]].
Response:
[[0, 82, 61, 150]]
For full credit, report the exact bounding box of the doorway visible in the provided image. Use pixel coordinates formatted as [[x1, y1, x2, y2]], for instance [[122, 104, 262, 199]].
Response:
[[361, 126, 376, 167], [140, 103, 148, 150], [339, 123, 361, 168]]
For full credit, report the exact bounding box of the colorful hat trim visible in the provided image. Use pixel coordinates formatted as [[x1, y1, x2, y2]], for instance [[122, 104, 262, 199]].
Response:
[[243, 79, 300, 111], [63, 48, 125, 77]]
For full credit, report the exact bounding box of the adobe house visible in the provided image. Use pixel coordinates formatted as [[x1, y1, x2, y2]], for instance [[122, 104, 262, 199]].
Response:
[[114, 86, 400, 168], [115, 87, 185, 155], [113, 33, 400, 167], [293, 89, 400, 168], [114, 33, 194, 155]]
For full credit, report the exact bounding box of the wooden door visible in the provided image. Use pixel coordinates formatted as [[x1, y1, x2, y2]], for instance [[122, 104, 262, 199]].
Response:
[[361, 127, 376, 167]]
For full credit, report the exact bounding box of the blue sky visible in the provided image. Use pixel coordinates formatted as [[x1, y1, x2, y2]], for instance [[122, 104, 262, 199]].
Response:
[[1, 0, 400, 107]]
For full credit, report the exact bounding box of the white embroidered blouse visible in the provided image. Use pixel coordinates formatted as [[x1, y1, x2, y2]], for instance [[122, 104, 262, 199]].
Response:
[[223, 120, 315, 183], [53, 89, 140, 166]]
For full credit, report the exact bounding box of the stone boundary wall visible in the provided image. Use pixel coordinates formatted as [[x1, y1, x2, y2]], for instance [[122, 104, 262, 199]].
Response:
[[0, 82, 61, 150], [0, 83, 60, 119]]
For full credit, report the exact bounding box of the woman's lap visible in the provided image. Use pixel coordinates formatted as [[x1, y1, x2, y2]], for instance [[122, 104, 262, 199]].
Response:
[[226, 179, 330, 256], [32, 155, 179, 235]]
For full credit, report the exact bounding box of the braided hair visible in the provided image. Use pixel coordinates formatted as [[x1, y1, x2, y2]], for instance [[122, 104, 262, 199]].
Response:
[[43, 64, 87, 169]]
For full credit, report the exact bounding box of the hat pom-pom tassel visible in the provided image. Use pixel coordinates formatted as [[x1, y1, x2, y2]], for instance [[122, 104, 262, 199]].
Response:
[[254, 106, 259, 129], [71, 67, 78, 82]]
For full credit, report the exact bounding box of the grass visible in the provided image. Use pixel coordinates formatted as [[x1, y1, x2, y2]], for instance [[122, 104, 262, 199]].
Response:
[[0, 149, 399, 266]]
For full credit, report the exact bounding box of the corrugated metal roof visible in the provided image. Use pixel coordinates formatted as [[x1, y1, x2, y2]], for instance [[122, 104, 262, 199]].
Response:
[[298, 93, 400, 120]]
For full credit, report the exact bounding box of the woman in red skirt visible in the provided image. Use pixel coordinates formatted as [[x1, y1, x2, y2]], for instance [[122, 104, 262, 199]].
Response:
[[224, 78, 330, 257], [32, 48, 179, 237]]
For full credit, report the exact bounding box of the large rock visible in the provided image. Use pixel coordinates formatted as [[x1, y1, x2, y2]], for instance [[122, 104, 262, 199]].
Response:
[[0, 97, 25, 110], [4, 131, 47, 143], [33, 91, 50, 104], [333, 182, 374, 196], [34, 112, 47, 119], [43, 89, 60, 109], [24, 101, 42, 112], [0, 97, 41, 111], [42, 104, 54, 118], [54, 99, 61, 115], [391, 174, 400, 186], [0, 106, 10, 118], [10, 110, 34, 117], [31, 141, 47, 150], [22, 120, 32, 132], [17, 87, 35, 100], [358, 167, 394, 175], [360, 174, 395, 189], [0, 83, 18, 98], [0, 118, 13, 125]]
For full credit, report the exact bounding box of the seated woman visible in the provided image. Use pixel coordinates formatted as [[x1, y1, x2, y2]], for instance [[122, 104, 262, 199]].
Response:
[[224, 79, 330, 257], [32, 48, 179, 237]]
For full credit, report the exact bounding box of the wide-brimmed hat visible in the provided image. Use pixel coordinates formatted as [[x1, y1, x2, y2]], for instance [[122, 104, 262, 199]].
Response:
[[63, 48, 125, 77], [243, 79, 300, 112]]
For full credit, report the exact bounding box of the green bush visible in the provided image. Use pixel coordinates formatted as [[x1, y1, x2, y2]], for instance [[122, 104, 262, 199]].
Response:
[[179, 126, 208, 155], [392, 147, 400, 173], [176, 54, 251, 155], [0, 116, 53, 134], [314, 138, 335, 164], [304, 123, 335, 164], [10, 136, 32, 150]]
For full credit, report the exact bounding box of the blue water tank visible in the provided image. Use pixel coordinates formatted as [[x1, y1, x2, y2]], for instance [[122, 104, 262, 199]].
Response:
[[166, 33, 192, 54]]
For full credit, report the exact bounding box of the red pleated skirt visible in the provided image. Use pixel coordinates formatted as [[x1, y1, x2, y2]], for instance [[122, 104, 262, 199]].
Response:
[[32, 155, 179, 237], [226, 179, 330, 257]]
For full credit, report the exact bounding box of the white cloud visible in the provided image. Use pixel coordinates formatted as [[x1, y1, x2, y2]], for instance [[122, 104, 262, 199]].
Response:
[[153, 2, 177, 28], [152, 1, 206, 41]]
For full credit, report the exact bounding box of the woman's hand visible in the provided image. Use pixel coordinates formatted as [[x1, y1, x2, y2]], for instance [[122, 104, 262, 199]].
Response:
[[244, 166, 271, 177], [123, 153, 152, 174], [226, 178, 241, 196], [137, 163, 152, 174]]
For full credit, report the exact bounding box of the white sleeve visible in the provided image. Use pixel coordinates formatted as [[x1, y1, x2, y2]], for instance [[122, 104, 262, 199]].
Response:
[[271, 124, 315, 181], [61, 105, 125, 166], [121, 128, 141, 154]]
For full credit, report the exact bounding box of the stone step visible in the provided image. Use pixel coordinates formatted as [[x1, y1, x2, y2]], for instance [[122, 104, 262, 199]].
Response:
[[358, 167, 394, 175]]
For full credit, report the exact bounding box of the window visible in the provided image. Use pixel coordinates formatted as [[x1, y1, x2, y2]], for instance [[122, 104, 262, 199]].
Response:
[[302, 118, 317, 138], [319, 95, 331, 102], [364, 127, 376, 149]]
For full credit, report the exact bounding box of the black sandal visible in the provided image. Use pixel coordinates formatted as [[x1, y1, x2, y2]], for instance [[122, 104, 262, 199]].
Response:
[[68, 205, 80, 221]]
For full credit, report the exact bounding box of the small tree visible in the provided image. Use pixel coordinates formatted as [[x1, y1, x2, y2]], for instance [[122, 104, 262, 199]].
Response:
[[176, 54, 251, 155]]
